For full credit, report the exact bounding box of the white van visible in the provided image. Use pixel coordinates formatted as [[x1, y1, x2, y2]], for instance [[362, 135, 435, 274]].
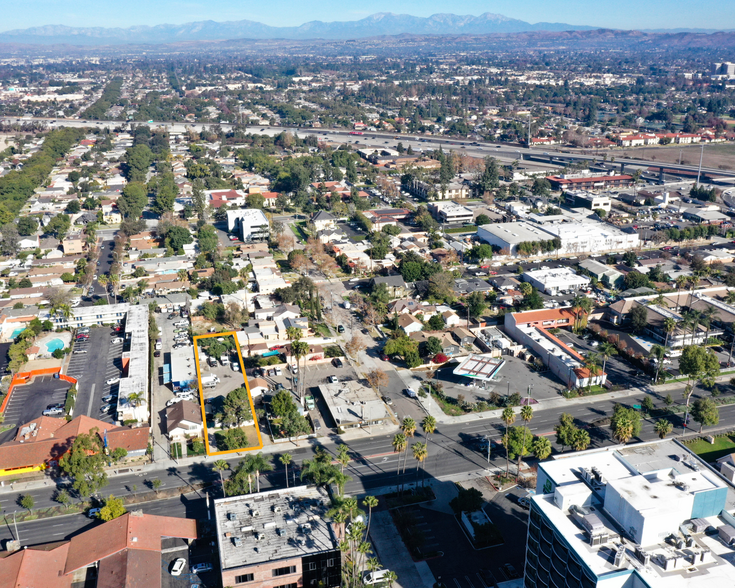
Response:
[[363, 570, 390, 585], [220, 354, 230, 367]]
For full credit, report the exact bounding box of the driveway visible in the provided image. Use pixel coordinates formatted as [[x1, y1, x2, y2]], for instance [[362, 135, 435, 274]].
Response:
[[0, 374, 73, 443], [66, 326, 124, 424]]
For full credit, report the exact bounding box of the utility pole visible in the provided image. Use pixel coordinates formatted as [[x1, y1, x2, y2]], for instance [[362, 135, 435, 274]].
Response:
[[696, 145, 704, 188], [527, 112, 531, 148]]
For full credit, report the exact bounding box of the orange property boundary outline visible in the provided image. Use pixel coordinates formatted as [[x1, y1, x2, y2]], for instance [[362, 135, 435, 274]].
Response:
[[193, 331, 263, 456]]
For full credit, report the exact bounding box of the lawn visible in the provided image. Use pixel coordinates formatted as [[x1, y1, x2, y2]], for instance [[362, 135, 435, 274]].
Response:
[[684, 434, 735, 463], [445, 225, 477, 234], [312, 323, 331, 337], [290, 223, 309, 242]]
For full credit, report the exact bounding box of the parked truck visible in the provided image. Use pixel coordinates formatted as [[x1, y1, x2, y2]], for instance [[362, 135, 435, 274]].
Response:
[[201, 375, 220, 389]]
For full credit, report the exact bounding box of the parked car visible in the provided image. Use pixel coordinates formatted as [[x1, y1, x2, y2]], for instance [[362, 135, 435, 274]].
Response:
[[88, 508, 101, 518], [101, 394, 117, 403], [111, 337, 123, 344], [231, 362, 240, 372], [274, 367, 282, 376], [381, 395, 393, 405], [106, 377, 120, 386], [42, 407, 64, 416], [73, 349, 88, 354], [99, 404, 113, 413], [166, 397, 184, 407], [337, 325, 345, 333], [328, 375, 338, 383], [170, 558, 186, 576], [290, 364, 298, 374], [332, 358, 343, 368], [404, 387, 418, 398], [380, 353, 389, 361], [191, 563, 213, 574]]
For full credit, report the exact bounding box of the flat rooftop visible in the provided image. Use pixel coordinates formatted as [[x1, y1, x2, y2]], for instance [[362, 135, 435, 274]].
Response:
[[452, 354, 505, 381], [214, 486, 337, 570], [524, 267, 590, 286], [318, 380, 389, 426]]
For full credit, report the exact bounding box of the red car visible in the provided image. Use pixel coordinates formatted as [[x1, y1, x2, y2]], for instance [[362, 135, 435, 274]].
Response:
[[380, 353, 390, 361]]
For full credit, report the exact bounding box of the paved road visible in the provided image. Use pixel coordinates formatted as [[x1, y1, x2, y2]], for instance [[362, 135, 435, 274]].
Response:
[[5, 117, 734, 179], [2, 382, 729, 514], [0, 492, 208, 547]]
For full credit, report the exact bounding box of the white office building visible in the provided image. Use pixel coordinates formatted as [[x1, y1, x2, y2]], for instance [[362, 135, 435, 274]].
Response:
[[428, 201, 474, 224], [477, 222, 560, 256], [523, 267, 590, 295], [226, 209, 270, 242], [526, 439, 735, 588]]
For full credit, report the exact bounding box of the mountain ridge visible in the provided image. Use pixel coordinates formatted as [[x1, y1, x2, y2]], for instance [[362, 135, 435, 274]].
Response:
[[0, 12, 601, 45]]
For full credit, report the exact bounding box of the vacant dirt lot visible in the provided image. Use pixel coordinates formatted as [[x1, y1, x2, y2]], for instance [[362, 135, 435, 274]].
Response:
[[620, 142, 735, 171]]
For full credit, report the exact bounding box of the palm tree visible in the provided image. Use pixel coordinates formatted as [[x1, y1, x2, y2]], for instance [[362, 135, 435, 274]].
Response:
[[501, 407, 516, 477], [328, 470, 352, 497], [655, 419, 673, 439], [571, 295, 593, 333], [126, 391, 146, 408], [612, 414, 634, 444], [517, 405, 533, 480], [362, 496, 378, 538], [681, 310, 700, 346], [400, 418, 416, 491], [598, 342, 618, 376], [699, 306, 718, 347], [97, 274, 110, 304], [384, 570, 398, 587], [674, 275, 688, 312], [421, 416, 436, 468], [213, 460, 229, 496], [652, 293, 669, 308], [411, 442, 428, 486], [584, 353, 602, 392], [110, 272, 121, 303], [726, 290, 735, 305], [571, 429, 591, 451], [532, 437, 552, 461], [649, 344, 668, 384], [663, 317, 677, 349], [279, 453, 292, 488], [290, 340, 309, 402], [247, 453, 273, 493], [392, 433, 407, 492], [336, 444, 350, 473]]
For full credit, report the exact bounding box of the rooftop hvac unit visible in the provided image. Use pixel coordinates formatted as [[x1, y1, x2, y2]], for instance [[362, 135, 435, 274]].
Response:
[[614, 546, 625, 568], [273, 505, 282, 513]]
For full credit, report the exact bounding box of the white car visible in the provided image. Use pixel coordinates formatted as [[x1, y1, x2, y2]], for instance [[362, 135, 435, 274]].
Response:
[[170, 558, 186, 576], [231, 363, 240, 372], [106, 377, 120, 386], [166, 397, 184, 407], [290, 364, 298, 374], [111, 337, 123, 344], [73, 349, 88, 354]]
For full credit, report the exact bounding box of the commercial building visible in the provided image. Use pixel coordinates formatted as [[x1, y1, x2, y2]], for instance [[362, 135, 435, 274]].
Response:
[[166, 344, 197, 391], [477, 222, 558, 257], [578, 259, 625, 289], [505, 308, 606, 389], [522, 268, 590, 296], [428, 201, 474, 224], [52, 301, 129, 329], [117, 305, 150, 423], [226, 209, 270, 242], [546, 172, 633, 191], [317, 380, 390, 430], [452, 354, 505, 385], [527, 439, 735, 588], [563, 190, 612, 213], [214, 486, 341, 588]]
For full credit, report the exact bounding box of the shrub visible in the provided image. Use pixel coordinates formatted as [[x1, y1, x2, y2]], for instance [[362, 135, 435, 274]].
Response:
[[433, 353, 449, 364]]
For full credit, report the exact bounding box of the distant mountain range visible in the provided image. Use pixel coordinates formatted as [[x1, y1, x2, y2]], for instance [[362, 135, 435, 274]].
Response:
[[0, 12, 603, 45]]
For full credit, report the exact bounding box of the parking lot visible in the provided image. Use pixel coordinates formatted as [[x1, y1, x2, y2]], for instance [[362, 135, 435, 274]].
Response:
[[0, 374, 73, 443], [66, 326, 125, 425], [161, 536, 218, 588]]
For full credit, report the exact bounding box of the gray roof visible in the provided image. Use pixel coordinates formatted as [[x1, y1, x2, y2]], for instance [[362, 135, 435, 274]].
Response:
[[311, 211, 336, 222], [370, 275, 407, 288]]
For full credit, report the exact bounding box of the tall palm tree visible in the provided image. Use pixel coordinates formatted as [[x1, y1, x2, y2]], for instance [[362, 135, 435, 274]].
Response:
[[247, 453, 273, 493], [674, 275, 688, 313], [421, 416, 436, 467], [584, 353, 602, 392], [362, 496, 378, 539], [663, 317, 677, 349], [726, 290, 735, 305], [384, 570, 398, 587], [649, 344, 668, 384], [571, 295, 593, 333], [681, 310, 700, 346], [411, 442, 428, 486], [110, 272, 121, 303], [336, 444, 350, 474], [652, 293, 669, 308], [598, 342, 618, 376], [97, 274, 110, 304], [517, 405, 533, 480], [400, 418, 416, 490], [126, 391, 146, 408], [699, 306, 718, 347], [212, 459, 229, 496], [279, 453, 292, 488], [392, 433, 407, 492], [177, 269, 188, 282], [501, 407, 516, 477], [290, 340, 309, 402], [655, 419, 673, 439]]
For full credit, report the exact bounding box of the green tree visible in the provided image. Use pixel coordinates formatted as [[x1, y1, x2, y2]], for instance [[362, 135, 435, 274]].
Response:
[[555, 413, 577, 451], [610, 404, 641, 444], [629, 305, 649, 334], [467, 291, 487, 318], [118, 182, 148, 219], [654, 419, 673, 439], [58, 430, 108, 497], [571, 429, 591, 451], [151, 478, 162, 494], [17, 216, 38, 236], [246, 193, 264, 209], [475, 214, 491, 226], [19, 494, 34, 512], [197, 224, 219, 254], [532, 436, 552, 460], [222, 386, 253, 428], [46, 214, 71, 239], [271, 389, 299, 418], [98, 495, 127, 521], [475, 157, 500, 194], [213, 460, 229, 497], [501, 407, 516, 476], [280, 453, 293, 488], [691, 398, 719, 432], [164, 226, 193, 252]]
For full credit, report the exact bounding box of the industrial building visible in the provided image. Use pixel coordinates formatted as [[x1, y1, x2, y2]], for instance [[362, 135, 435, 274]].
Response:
[[214, 486, 341, 588], [527, 439, 735, 587]]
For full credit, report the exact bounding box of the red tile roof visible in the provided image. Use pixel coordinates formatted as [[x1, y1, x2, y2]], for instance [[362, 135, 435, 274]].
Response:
[[510, 308, 577, 325], [0, 542, 72, 588]]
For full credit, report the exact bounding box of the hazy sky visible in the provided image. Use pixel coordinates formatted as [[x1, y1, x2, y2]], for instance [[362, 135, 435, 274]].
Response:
[[4, 0, 734, 31]]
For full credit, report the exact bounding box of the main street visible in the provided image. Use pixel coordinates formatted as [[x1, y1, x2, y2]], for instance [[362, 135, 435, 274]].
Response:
[[1, 381, 728, 519]]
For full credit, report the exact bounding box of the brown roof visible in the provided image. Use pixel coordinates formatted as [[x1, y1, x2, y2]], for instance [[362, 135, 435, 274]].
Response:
[[105, 426, 150, 452], [165, 401, 202, 433], [249, 377, 269, 390], [0, 542, 72, 588], [398, 314, 423, 328], [97, 548, 161, 588], [65, 512, 197, 574]]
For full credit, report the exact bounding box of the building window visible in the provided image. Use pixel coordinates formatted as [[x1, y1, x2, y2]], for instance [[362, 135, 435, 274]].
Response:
[[327, 559, 335, 567], [308, 563, 317, 571], [273, 565, 297, 577], [274, 584, 298, 588], [235, 574, 254, 584]]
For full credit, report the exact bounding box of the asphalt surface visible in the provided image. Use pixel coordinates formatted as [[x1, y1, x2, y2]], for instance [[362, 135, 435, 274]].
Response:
[[66, 326, 124, 424], [0, 375, 72, 443]]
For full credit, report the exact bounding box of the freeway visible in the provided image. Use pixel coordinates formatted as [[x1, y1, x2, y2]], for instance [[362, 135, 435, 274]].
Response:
[[0, 383, 728, 517], [4, 116, 734, 179]]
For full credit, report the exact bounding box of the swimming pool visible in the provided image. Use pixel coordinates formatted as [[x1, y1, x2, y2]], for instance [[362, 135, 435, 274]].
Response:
[[45, 338, 65, 353], [10, 327, 24, 339]]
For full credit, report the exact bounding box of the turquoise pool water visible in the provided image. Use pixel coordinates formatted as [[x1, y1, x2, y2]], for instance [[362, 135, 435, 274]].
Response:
[[11, 327, 24, 339], [45, 338, 65, 353]]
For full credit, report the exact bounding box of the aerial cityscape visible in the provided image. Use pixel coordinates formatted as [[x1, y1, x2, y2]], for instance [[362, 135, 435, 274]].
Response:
[[1, 2, 735, 588]]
